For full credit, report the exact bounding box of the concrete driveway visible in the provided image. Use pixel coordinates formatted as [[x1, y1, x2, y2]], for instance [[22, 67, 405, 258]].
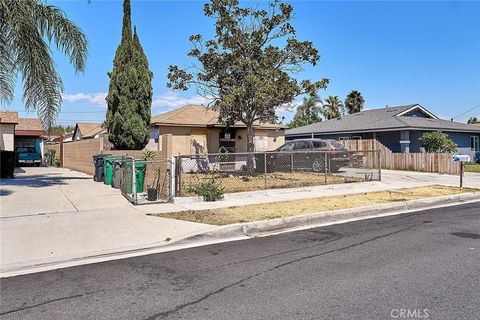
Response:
[[0, 167, 216, 275]]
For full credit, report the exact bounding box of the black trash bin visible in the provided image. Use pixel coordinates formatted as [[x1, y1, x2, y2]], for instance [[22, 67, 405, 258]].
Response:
[[111, 159, 123, 189], [92, 154, 110, 182]]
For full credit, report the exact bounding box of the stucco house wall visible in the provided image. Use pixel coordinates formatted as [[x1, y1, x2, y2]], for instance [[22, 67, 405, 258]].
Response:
[[0, 123, 15, 151]]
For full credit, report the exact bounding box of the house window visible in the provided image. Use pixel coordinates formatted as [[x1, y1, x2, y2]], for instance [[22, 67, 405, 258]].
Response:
[[352, 136, 362, 140], [471, 136, 480, 152], [339, 137, 349, 141]]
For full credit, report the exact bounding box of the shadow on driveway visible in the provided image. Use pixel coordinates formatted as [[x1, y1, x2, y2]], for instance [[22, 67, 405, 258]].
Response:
[[0, 175, 92, 188]]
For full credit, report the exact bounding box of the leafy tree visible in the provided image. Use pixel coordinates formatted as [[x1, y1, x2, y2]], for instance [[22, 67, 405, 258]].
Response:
[[106, 0, 153, 150], [344, 90, 365, 114], [321, 95, 345, 119], [48, 125, 74, 134], [168, 0, 328, 169], [467, 117, 478, 124], [419, 131, 457, 153], [288, 95, 322, 128], [0, 0, 88, 128]]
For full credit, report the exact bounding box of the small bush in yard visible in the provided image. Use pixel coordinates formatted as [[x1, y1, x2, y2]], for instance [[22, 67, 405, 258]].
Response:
[[187, 179, 224, 202]]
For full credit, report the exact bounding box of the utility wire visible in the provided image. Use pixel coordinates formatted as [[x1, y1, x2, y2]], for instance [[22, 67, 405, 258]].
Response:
[[451, 104, 480, 120]]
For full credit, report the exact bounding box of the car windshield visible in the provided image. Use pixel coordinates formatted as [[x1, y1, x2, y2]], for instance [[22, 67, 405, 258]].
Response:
[[330, 141, 346, 149], [16, 147, 36, 153], [278, 143, 294, 151]]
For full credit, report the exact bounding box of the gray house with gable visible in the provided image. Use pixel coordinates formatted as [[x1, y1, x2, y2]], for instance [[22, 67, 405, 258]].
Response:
[[286, 104, 480, 161]]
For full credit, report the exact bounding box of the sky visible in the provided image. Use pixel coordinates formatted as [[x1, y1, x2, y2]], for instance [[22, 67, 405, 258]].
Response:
[[5, 0, 480, 126]]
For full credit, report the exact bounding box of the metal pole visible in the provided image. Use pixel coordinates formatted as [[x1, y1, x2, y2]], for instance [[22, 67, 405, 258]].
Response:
[[290, 153, 294, 173], [170, 156, 175, 200], [132, 158, 137, 204], [264, 152, 267, 190], [324, 152, 328, 184], [460, 162, 464, 190]]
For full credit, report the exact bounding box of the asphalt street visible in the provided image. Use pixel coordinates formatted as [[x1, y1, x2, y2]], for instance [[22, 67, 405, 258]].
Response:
[[1, 202, 479, 320]]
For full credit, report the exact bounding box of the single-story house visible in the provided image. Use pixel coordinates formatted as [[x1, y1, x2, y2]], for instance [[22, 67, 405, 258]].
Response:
[[0, 111, 18, 151], [149, 104, 286, 155], [72, 123, 106, 141], [14, 117, 46, 157], [286, 104, 480, 160]]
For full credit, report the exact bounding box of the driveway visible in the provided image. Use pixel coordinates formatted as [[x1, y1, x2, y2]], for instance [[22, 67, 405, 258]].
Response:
[[0, 167, 216, 275]]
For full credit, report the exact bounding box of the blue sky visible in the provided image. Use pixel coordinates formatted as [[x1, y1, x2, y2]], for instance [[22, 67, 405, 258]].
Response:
[[6, 0, 480, 126]]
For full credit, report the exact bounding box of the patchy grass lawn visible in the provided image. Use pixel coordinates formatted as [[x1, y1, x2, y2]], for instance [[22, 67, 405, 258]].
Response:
[[180, 171, 366, 195], [156, 185, 478, 225], [465, 163, 480, 173]]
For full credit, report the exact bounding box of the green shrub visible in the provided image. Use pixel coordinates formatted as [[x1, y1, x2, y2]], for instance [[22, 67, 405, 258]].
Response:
[[187, 179, 224, 201], [419, 131, 457, 153]]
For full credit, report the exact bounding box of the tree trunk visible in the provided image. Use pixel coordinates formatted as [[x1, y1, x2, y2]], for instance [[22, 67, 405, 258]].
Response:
[[246, 123, 255, 175]]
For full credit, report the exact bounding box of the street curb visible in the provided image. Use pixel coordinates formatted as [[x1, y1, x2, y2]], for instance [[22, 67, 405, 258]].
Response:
[[192, 192, 480, 239]]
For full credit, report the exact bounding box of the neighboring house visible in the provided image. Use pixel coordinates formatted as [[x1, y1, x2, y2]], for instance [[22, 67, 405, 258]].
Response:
[[149, 104, 286, 155], [286, 104, 480, 160], [14, 117, 46, 157], [0, 111, 18, 151], [72, 123, 106, 141]]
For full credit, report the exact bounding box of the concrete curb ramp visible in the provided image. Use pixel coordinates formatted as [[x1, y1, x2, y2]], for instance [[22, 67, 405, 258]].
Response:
[[194, 192, 480, 238]]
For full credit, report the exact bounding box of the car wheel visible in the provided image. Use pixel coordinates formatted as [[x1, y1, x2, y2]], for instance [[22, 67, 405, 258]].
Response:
[[312, 159, 324, 172]]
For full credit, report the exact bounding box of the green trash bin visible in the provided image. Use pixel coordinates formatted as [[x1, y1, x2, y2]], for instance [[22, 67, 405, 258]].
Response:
[[104, 156, 116, 185], [134, 161, 146, 193]]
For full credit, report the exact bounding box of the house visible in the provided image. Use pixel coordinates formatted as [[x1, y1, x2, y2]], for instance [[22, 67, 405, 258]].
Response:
[[72, 123, 106, 141], [0, 111, 18, 151], [14, 117, 46, 157], [286, 104, 480, 160], [149, 104, 286, 155]]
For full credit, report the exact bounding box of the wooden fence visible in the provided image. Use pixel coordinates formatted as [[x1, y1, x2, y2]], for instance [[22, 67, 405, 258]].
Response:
[[342, 139, 460, 174]]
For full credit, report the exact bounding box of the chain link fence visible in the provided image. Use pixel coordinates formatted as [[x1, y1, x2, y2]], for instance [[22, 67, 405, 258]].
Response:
[[121, 157, 172, 205], [174, 150, 381, 196]]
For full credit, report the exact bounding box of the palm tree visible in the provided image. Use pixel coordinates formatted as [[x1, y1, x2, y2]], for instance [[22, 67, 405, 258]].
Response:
[[345, 90, 365, 114], [0, 0, 88, 128], [321, 96, 345, 120], [297, 94, 322, 123]]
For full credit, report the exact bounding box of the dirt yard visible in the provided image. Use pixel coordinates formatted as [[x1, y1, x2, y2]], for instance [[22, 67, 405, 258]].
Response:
[[157, 185, 478, 225], [180, 171, 364, 195]]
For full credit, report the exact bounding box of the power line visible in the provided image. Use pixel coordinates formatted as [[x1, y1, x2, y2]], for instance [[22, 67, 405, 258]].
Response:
[[451, 104, 480, 120]]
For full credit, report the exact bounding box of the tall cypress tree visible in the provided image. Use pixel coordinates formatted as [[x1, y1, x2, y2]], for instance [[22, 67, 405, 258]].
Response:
[[106, 0, 152, 150]]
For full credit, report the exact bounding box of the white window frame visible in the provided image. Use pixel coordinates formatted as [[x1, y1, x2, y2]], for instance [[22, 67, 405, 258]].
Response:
[[352, 136, 362, 140], [471, 136, 480, 152]]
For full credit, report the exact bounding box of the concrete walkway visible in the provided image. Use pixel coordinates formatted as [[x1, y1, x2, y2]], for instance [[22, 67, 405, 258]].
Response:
[[137, 169, 480, 214], [0, 167, 216, 273]]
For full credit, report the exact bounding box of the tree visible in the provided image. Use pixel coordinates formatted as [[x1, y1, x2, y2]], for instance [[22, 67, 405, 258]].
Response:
[[467, 117, 478, 124], [419, 131, 457, 153], [288, 95, 322, 128], [105, 0, 153, 150], [168, 0, 328, 170], [344, 90, 364, 114], [321, 95, 344, 119], [0, 0, 88, 128]]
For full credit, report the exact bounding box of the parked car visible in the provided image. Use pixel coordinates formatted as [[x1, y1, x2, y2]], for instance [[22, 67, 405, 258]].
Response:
[[267, 139, 350, 173], [16, 146, 42, 167]]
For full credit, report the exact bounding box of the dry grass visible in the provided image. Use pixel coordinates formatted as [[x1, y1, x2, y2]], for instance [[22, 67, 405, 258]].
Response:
[[180, 171, 364, 195], [157, 185, 478, 225]]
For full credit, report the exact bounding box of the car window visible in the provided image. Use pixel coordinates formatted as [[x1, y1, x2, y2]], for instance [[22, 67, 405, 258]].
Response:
[[293, 141, 310, 150], [312, 141, 327, 148], [16, 147, 36, 153], [278, 142, 294, 151], [330, 141, 345, 149]]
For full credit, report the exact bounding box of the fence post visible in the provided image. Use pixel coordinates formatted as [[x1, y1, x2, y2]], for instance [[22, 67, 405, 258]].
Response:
[[170, 156, 176, 199], [59, 138, 64, 167], [324, 152, 328, 184], [264, 152, 267, 190], [290, 153, 294, 173], [377, 150, 382, 181], [132, 158, 137, 204]]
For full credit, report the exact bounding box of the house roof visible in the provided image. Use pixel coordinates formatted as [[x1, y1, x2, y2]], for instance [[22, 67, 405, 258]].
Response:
[[286, 104, 480, 136], [151, 104, 286, 129], [75, 123, 105, 138], [15, 117, 46, 136], [0, 111, 19, 124]]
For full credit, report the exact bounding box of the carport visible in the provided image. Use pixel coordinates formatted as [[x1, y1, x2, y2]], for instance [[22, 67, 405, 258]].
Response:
[[14, 118, 45, 158]]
